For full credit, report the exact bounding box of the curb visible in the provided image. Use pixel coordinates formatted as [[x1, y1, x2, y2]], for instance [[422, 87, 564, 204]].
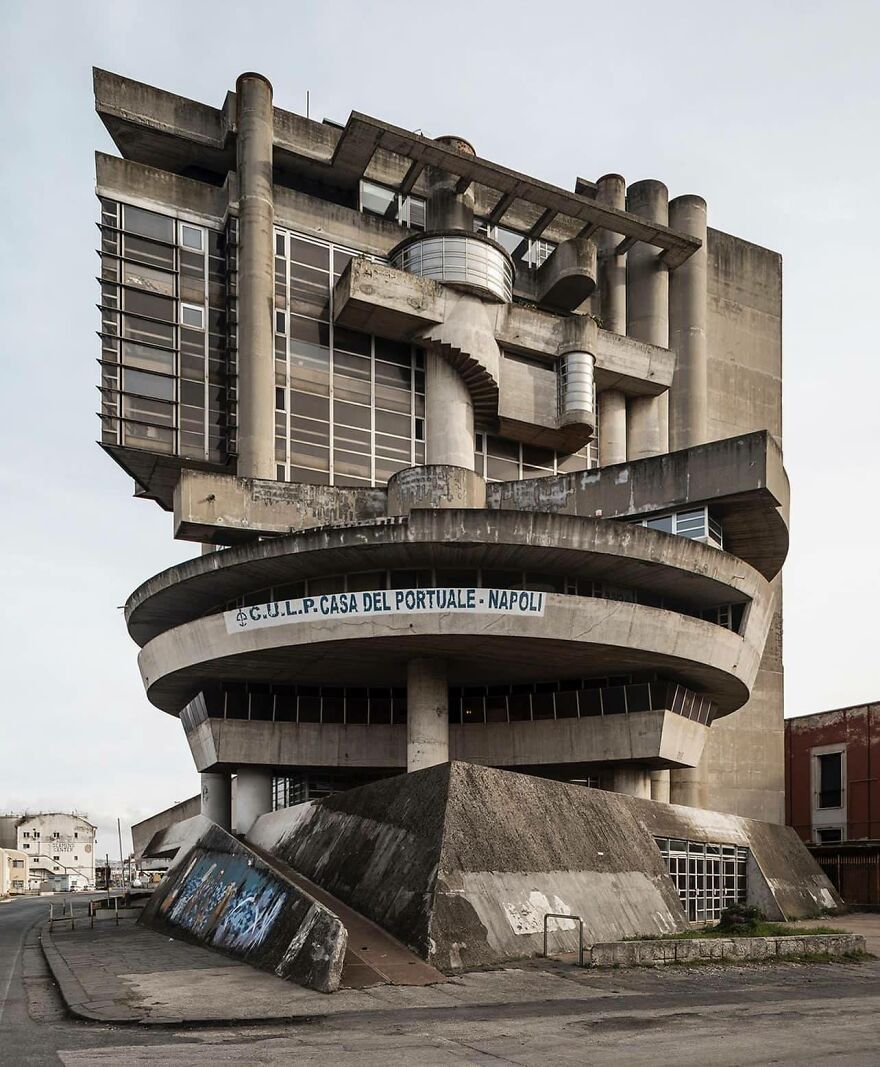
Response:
[[39, 921, 141, 1023]]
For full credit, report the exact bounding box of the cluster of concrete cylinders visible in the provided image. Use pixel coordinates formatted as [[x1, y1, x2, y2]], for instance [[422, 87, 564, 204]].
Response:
[[594, 174, 708, 464]]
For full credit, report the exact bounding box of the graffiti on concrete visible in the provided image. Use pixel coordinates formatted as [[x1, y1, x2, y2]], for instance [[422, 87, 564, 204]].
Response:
[[158, 849, 288, 953]]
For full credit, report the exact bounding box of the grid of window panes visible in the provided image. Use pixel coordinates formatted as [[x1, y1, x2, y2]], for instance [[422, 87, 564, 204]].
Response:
[[359, 180, 426, 230], [179, 676, 714, 729], [629, 507, 724, 550], [272, 775, 340, 810], [98, 199, 230, 462], [474, 433, 598, 481], [273, 229, 426, 486], [656, 838, 748, 923], [476, 220, 556, 269]]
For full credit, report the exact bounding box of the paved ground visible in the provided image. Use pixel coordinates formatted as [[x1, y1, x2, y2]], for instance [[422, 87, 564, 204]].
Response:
[[3, 896, 880, 1065]]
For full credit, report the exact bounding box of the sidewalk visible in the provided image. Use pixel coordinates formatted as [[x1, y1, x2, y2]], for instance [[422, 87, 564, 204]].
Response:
[[40, 920, 619, 1025]]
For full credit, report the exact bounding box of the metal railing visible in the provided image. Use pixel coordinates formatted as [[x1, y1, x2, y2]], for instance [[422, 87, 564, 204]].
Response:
[[543, 912, 587, 967]]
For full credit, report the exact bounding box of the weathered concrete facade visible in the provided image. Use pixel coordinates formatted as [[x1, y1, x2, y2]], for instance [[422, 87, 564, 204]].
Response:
[[94, 68, 787, 846]]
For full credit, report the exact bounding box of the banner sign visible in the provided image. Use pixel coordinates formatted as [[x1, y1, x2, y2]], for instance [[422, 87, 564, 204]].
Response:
[[224, 587, 546, 634]]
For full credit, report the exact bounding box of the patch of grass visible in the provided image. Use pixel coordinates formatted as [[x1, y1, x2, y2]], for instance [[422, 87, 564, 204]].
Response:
[[625, 923, 843, 941]]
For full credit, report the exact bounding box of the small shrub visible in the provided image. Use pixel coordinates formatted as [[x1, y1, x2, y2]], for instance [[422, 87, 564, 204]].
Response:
[[717, 903, 765, 934]]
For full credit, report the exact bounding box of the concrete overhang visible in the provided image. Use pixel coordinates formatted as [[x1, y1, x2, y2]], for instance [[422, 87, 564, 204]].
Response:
[[488, 431, 790, 580], [184, 710, 708, 775], [129, 509, 769, 647], [93, 69, 701, 265]]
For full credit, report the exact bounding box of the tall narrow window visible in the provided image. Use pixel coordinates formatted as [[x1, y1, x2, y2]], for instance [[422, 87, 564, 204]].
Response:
[[817, 752, 843, 809]]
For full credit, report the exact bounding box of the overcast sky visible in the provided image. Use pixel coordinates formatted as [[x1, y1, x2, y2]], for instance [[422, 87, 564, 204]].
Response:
[[1, 1, 878, 858]]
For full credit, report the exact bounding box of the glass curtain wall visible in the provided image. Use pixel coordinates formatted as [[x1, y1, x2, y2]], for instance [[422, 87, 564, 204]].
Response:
[[98, 200, 229, 463], [273, 229, 426, 486]]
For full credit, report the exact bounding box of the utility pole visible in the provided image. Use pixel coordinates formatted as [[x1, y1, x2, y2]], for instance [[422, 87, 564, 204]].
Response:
[[117, 818, 125, 889]]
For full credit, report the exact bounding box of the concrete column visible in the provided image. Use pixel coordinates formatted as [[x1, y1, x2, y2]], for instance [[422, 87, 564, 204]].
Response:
[[610, 765, 652, 799], [234, 768, 273, 835], [200, 772, 231, 830], [626, 180, 669, 460], [407, 659, 449, 772], [425, 351, 475, 468], [427, 136, 476, 231], [236, 73, 276, 480], [596, 173, 626, 335], [668, 195, 709, 451], [669, 767, 708, 810], [597, 390, 627, 466], [650, 769, 671, 804]]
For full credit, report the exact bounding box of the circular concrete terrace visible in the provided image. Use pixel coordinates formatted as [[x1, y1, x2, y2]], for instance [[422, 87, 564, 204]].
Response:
[[128, 510, 774, 719]]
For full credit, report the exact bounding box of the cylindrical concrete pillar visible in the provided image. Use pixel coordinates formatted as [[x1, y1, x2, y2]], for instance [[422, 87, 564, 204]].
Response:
[[407, 659, 449, 772], [668, 195, 708, 451], [597, 390, 627, 466], [650, 769, 671, 804], [234, 768, 273, 835], [596, 173, 626, 335], [626, 180, 669, 460], [425, 351, 475, 468], [669, 767, 708, 810], [610, 765, 652, 799], [427, 136, 476, 231], [236, 73, 276, 481], [200, 772, 232, 831]]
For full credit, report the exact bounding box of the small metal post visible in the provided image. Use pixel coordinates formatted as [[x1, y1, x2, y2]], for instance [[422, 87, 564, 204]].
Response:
[[542, 913, 587, 967], [114, 897, 119, 926]]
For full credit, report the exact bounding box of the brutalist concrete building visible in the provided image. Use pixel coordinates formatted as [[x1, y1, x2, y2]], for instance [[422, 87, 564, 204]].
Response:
[[97, 69, 799, 936]]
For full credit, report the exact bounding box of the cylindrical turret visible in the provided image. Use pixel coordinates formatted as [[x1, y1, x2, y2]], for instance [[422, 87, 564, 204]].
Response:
[[626, 180, 669, 460], [669, 195, 709, 450], [235, 73, 276, 480], [425, 351, 475, 468]]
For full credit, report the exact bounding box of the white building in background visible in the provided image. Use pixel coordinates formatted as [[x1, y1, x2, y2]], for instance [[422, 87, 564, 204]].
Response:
[[15, 813, 96, 890], [0, 848, 29, 896]]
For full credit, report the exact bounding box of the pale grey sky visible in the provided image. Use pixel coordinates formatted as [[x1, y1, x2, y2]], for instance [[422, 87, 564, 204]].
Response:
[[1, 0, 878, 857]]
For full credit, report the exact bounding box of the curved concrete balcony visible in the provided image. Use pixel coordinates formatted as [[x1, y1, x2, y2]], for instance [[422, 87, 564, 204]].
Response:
[[127, 510, 774, 721], [390, 231, 514, 303], [536, 236, 598, 311]]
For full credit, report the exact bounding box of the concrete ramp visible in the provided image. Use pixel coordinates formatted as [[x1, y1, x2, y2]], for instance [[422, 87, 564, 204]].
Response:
[[245, 841, 444, 987], [139, 821, 347, 992]]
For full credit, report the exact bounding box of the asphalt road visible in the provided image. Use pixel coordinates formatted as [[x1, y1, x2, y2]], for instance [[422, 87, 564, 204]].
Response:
[[2, 894, 880, 1066]]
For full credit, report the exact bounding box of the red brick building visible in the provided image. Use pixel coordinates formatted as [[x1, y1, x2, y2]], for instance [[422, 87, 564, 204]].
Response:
[[785, 702, 880, 906]]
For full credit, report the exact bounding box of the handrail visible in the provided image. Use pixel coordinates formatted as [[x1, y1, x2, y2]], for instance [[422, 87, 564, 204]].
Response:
[[543, 912, 587, 967]]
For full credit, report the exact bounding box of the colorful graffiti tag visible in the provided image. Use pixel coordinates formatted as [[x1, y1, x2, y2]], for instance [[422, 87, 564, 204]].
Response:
[[159, 850, 288, 953]]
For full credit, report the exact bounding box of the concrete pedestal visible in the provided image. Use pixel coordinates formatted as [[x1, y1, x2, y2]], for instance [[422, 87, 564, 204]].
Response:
[[200, 772, 231, 830], [610, 765, 652, 799], [407, 658, 449, 772], [234, 769, 273, 835]]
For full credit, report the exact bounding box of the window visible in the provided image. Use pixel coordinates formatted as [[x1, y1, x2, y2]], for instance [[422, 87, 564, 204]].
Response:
[[179, 223, 204, 251], [22, 832, 29, 839], [817, 751, 843, 809], [180, 303, 205, 329], [476, 219, 556, 268], [359, 180, 426, 231], [816, 827, 844, 844], [656, 838, 748, 923], [629, 507, 724, 550]]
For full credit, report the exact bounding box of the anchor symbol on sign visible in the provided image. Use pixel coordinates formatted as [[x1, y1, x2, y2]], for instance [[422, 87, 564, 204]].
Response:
[[236, 609, 248, 628]]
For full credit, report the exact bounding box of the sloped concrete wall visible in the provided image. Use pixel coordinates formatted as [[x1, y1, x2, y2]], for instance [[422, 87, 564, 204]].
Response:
[[140, 821, 347, 992], [247, 763, 840, 972], [430, 764, 689, 968], [629, 797, 843, 918], [249, 770, 449, 958]]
